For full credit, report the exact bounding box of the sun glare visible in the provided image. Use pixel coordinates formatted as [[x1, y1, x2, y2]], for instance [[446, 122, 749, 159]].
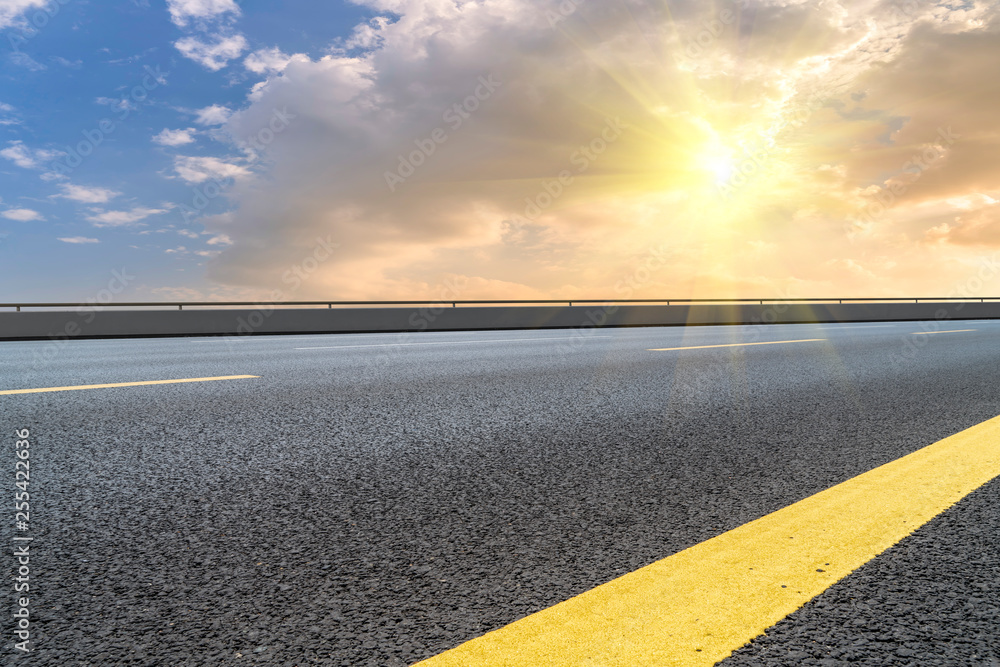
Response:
[[700, 145, 736, 185], [708, 155, 734, 184]]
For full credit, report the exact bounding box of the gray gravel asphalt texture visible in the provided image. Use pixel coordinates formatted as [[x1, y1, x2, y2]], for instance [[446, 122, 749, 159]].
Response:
[[1, 320, 999, 666]]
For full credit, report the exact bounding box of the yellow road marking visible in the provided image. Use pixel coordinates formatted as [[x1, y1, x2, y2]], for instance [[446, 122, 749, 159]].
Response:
[[649, 338, 824, 352], [416, 415, 1000, 667], [911, 329, 976, 335], [0, 375, 259, 396]]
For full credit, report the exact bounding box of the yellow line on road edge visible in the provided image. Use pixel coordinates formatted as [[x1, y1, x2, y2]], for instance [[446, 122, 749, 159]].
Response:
[[649, 338, 825, 352], [415, 415, 1000, 667], [0, 375, 259, 396], [911, 329, 976, 335]]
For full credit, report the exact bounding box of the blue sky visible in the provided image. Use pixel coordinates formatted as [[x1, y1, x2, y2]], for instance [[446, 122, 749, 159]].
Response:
[[1, 0, 371, 300], [2, 1, 999, 302]]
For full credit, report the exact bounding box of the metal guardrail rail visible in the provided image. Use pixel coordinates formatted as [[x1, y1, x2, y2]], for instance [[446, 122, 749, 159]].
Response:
[[2, 298, 999, 312]]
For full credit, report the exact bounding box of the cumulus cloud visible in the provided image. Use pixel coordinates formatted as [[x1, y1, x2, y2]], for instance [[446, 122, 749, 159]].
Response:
[[168, 0, 247, 72], [154, 128, 198, 146], [2, 208, 42, 221], [0, 141, 36, 168], [1, 140, 60, 169], [244, 47, 308, 75], [0, 100, 17, 126], [194, 104, 232, 125], [0, 0, 47, 29], [175, 33, 247, 71], [56, 183, 120, 204], [86, 207, 169, 227], [166, 0, 240, 28], [173, 156, 250, 183], [197, 0, 1000, 299]]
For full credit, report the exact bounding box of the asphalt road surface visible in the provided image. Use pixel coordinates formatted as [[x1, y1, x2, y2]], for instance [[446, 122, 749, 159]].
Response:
[[1, 320, 999, 666]]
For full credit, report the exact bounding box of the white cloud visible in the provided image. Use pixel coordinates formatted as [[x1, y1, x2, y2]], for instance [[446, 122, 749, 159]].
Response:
[[96, 96, 136, 113], [10, 52, 45, 71], [154, 128, 198, 146], [173, 156, 250, 183], [1, 140, 60, 169], [50, 56, 82, 68], [0, 0, 48, 29], [175, 33, 247, 71], [340, 16, 394, 51], [166, 0, 240, 28], [206, 233, 232, 245], [86, 207, 169, 227], [196, 0, 1000, 300], [57, 183, 120, 204], [244, 47, 307, 75], [58, 236, 100, 244], [194, 104, 232, 125], [2, 208, 42, 222], [0, 141, 33, 168], [206, 0, 600, 295]]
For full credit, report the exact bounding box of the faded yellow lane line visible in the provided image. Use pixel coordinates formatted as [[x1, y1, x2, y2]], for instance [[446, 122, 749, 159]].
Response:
[[911, 329, 977, 335], [0, 375, 259, 396], [416, 415, 1000, 667], [649, 338, 825, 352]]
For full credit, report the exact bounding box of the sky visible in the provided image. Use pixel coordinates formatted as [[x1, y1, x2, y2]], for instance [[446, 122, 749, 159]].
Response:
[[1, 0, 999, 302]]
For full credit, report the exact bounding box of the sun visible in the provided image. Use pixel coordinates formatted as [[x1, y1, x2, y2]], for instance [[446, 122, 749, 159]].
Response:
[[708, 155, 735, 184], [700, 145, 736, 185]]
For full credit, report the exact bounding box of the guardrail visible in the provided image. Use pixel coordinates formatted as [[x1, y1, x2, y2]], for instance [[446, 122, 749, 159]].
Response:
[[3, 298, 998, 340], [3, 297, 1000, 311]]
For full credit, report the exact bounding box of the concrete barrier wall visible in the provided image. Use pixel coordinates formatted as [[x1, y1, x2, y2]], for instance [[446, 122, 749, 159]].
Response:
[[0, 302, 997, 341]]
